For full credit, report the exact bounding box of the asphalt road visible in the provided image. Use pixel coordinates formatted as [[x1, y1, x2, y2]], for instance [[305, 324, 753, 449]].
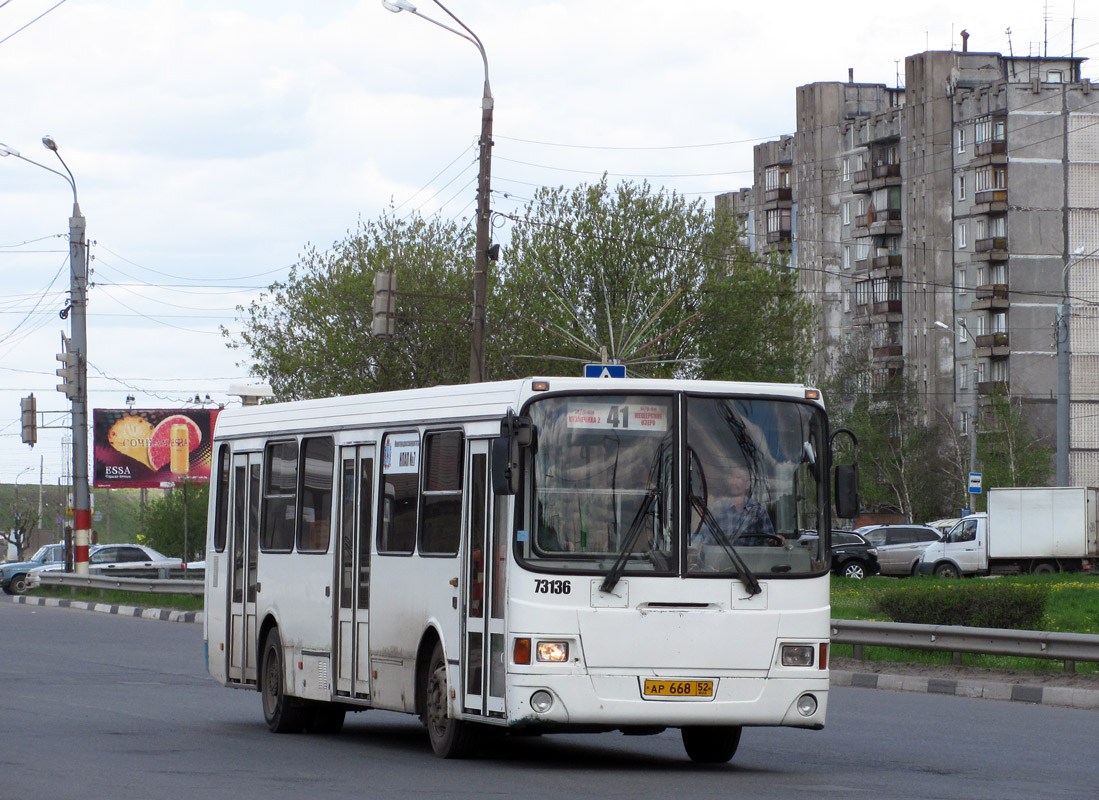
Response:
[[2, 600, 1097, 799]]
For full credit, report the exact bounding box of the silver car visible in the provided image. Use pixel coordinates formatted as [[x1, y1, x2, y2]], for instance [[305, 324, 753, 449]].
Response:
[[857, 524, 941, 576]]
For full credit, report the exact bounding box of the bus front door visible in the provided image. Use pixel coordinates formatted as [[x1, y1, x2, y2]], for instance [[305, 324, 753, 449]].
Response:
[[462, 440, 506, 717], [227, 452, 260, 685], [336, 446, 374, 698]]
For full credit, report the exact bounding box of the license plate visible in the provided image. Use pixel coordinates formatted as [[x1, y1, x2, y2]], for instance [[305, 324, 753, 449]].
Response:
[[643, 679, 714, 698]]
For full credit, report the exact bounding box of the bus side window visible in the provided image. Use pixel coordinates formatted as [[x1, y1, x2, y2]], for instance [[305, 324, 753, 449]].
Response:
[[261, 441, 298, 552], [379, 432, 419, 554], [298, 437, 334, 553], [420, 430, 464, 556]]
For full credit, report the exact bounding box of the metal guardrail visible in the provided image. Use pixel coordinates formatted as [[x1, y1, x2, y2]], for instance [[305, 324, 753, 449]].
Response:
[[832, 618, 1099, 673], [34, 570, 204, 596]]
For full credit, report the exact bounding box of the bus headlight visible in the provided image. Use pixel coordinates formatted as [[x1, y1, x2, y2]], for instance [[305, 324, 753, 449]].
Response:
[[530, 690, 554, 713], [781, 645, 815, 667], [536, 641, 569, 662]]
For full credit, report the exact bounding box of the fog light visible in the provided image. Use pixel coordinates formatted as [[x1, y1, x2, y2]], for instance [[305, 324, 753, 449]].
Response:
[[796, 693, 818, 717], [537, 641, 569, 662], [782, 644, 815, 667], [530, 690, 554, 713]]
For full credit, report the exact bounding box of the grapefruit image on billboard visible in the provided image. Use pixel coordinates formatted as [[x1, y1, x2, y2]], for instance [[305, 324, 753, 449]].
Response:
[[94, 408, 219, 488]]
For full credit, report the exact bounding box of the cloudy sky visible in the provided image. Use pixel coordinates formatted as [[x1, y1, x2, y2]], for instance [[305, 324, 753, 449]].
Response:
[[1, 0, 1095, 487]]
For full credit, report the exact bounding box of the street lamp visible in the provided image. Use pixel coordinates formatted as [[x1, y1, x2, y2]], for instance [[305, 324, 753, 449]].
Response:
[[935, 319, 978, 509], [1056, 246, 1099, 486], [0, 136, 92, 574], [383, 0, 494, 383]]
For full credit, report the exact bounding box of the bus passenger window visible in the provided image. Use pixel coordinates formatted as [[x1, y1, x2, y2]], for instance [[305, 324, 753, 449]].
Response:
[[420, 431, 464, 556], [298, 437, 334, 553], [261, 441, 298, 551], [379, 432, 419, 554]]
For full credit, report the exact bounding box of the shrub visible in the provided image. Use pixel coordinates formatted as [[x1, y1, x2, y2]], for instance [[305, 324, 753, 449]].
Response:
[[873, 581, 1049, 629]]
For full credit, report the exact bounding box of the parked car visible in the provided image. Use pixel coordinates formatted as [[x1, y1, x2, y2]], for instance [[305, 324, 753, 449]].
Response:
[[831, 530, 879, 579], [1, 543, 68, 595], [29, 543, 183, 583], [857, 524, 942, 576]]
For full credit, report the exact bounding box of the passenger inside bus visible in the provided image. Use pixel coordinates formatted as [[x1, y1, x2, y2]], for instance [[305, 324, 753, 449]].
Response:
[[695, 464, 781, 548]]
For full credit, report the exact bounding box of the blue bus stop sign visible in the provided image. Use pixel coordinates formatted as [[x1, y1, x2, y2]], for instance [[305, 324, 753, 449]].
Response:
[[584, 363, 626, 378]]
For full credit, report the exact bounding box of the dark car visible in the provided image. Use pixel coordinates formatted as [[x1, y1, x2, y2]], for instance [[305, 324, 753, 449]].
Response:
[[857, 524, 941, 576], [831, 530, 879, 579]]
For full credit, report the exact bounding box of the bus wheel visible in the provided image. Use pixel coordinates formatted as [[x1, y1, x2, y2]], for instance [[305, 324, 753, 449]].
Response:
[[306, 702, 346, 734], [681, 725, 742, 763], [261, 629, 307, 734], [423, 641, 479, 758]]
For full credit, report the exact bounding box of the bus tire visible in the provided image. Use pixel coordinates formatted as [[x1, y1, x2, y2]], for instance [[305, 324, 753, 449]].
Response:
[[423, 641, 479, 758], [681, 725, 742, 763], [261, 629, 307, 734]]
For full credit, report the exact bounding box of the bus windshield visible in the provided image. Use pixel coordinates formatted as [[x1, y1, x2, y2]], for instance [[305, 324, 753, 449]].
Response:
[[520, 392, 827, 579]]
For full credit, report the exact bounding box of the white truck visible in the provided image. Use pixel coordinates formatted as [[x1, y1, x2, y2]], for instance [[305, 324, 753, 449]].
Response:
[[918, 487, 1099, 578]]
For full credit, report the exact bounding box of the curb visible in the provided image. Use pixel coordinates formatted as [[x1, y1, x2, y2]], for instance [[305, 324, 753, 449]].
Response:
[[9, 596, 1098, 712], [831, 668, 1099, 712], [12, 594, 203, 625]]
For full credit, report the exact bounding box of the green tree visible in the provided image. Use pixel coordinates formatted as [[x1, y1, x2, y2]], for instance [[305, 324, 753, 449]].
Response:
[[229, 212, 476, 399], [495, 177, 812, 380], [825, 335, 956, 522], [976, 387, 1053, 498], [141, 482, 209, 563]]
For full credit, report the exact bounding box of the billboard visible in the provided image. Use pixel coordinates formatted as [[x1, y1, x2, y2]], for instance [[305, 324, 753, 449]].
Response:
[[93, 408, 220, 489]]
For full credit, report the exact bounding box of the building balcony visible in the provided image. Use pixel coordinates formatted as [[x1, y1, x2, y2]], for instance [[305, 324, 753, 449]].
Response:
[[977, 380, 1009, 396], [972, 283, 1009, 310], [971, 237, 1008, 262], [872, 344, 904, 361], [852, 169, 871, 193], [871, 300, 903, 321], [975, 140, 1006, 158], [871, 253, 903, 274], [766, 229, 792, 244], [973, 189, 1008, 211], [764, 187, 792, 206], [870, 163, 902, 187], [975, 332, 1010, 358]]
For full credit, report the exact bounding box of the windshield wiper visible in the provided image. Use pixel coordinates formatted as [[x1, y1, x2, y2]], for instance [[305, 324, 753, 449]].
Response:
[[689, 495, 762, 596], [600, 490, 657, 594]]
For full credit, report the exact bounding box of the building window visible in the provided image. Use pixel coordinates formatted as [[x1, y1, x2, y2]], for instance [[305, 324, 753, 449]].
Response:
[[991, 359, 1008, 382], [958, 222, 967, 249], [975, 115, 1006, 144], [976, 166, 1007, 192], [843, 245, 852, 269], [842, 158, 850, 182], [959, 364, 969, 391], [977, 265, 987, 286], [1048, 70, 1064, 83], [991, 312, 1007, 334], [958, 174, 967, 200], [956, 127, 966, 153], [855, 280, 871, 306], [990, 215, 1006, 237], [856, 240, 870, 262], [958, 269, 967, 295], [960, 409, 969, 435], [990, 263, 1006, 284], [975, 315, 987, 336], [843, 201, 851, 225]]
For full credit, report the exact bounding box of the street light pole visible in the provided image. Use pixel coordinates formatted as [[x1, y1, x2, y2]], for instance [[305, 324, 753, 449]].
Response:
[[382, 0, 493, 382], [0, 137, 91, 573]]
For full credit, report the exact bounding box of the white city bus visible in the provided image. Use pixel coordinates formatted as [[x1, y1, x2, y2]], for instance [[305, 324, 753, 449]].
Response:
[[203, 377, 857, 761]]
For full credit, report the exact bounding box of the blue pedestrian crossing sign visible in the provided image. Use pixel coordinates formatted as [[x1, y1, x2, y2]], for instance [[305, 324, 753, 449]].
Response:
[[584, 363, 626, 378]]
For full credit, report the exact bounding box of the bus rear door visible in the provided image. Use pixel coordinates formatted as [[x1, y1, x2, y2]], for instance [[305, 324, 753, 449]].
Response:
[[227, 451, 260, 685], [335, 445, 374, 698]]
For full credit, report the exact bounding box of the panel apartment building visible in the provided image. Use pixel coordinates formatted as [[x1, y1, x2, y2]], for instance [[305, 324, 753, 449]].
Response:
[[718, 47, 1099, 486]]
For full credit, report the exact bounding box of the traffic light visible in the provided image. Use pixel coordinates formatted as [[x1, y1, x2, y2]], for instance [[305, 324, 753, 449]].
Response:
[[372, 271, 396, 338], [56, 332, 80, 400], [20, 394, 36, 446]]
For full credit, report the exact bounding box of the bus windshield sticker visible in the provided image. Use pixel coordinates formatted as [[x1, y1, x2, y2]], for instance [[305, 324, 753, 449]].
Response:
[[566, 403, 667, 433], [383, 435, 420, 474]]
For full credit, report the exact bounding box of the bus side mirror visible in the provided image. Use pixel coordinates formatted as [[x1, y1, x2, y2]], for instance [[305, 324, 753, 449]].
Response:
[[834, 464, 858, 519], [829, 427, 859, 520], [491, 410, 533, 496]]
